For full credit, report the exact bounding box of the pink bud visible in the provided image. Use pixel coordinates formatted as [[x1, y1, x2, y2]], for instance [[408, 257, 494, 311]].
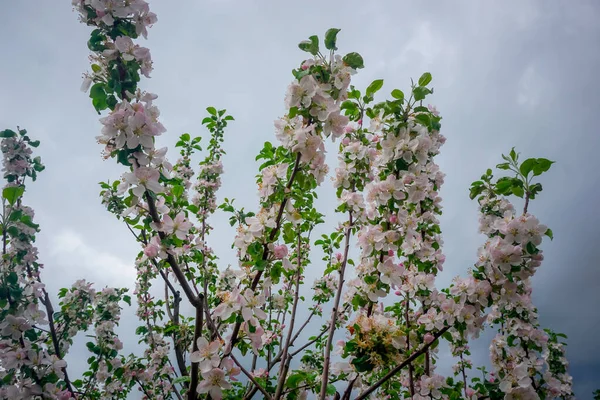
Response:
[[357, 119, 363, 125], [144, 243, 159, 258], [342, 137, 350, 146], [371, 135, 379, 143], [301, 64, 309, 70], [388, 250, 394, 257], [336, 252, 343, 261], [273, 244, 288, 259], [394, 290, 402, 296], [424, 333, 435, 343], [466, 388, 475, 397], [389, 214, 398, 224]]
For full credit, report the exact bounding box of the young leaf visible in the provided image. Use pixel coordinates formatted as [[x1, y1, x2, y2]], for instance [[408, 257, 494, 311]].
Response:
[[342, 52, 364, 69], [324, 28, 341, 50], [519, 158, 537, 177], [366, 79, 384, 97], [532, 158, 554, 176], [391, 89, 404, 100], [418, 72, 432, 86], [298, 35, 319, 55], [3, 186, 24, 206], [0, 129, 17, 138]]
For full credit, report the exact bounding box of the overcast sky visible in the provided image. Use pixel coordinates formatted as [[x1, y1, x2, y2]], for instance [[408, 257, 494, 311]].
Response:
[[1, 1, 599, 398]]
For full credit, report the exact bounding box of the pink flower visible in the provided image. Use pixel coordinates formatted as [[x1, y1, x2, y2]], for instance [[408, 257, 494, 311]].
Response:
[[144, 241, 159, 258], [123, 166, 163, 197], [189, 337, 221, 373], [424, 333, 435, 343], [161, 212, 192, 240], [273, 244, 288, 259], [197, 368, 231, 400]]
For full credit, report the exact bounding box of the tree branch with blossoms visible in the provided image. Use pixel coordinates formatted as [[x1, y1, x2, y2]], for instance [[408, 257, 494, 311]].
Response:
[[0, 1, 582, 399]]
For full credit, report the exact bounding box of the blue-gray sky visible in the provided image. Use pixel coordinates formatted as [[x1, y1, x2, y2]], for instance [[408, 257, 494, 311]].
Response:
[[1, 1, 599, 398]]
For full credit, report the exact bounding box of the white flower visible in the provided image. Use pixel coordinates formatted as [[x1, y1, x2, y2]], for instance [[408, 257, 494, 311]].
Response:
[[189, 338, 221, 372], [197, 368, 231, 400]]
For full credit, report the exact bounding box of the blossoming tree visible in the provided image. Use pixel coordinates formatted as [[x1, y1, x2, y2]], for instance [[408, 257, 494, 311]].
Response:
[[0, 1, 578, 399]]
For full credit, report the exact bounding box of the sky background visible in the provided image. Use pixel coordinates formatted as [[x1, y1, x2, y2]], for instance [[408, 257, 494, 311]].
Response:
[[1, 0, 599, 398]]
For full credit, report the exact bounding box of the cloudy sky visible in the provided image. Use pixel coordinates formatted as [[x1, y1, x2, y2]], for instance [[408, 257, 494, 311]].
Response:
[[1, 0, 599, 398]]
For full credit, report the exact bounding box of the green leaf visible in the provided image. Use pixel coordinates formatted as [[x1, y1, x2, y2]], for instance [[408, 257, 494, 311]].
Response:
[[298, 35, 319, 55], [172, 185, 184, 198], [343, 52, 364, 69], [391, 89, 404, 100], [324, 28, 341, 50], [206, 107, 217, 116], [123, 295, 131, 306], [180, 133, 190, 142], [0, 129, 17, 138], [512, 185, 524, 198], [545, 228, 554, 240], [413, 86, 431, 101], [496, 162, 511, 170], [495, 177, 513, 195], [418, 72, 432, 86], [510, 147, 517, 161], [519, 158, 537, 177], [3, 186, 24, 206], [255, 260, 268, 271], [414, 113, 431, 127], [89, 83, 108, 113], [116, 149, 132, 166], [89, 83, 105, 100], [326, 384, 336, 396], [286, 372, 306, 388], [366, 79, 384, 97], [532, 158, 554, 176]]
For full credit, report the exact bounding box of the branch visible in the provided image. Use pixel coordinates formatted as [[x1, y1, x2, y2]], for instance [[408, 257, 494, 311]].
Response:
[[202, 296, 272, 400], [354, 326, 450, 400], [145, 192, 202, 308], [43, 290, 75, 395], [188, 306, 204, 400], [224, 152, 302, 356], [273, 232, 303, 400], [319, 212, 353, 399], [165, 281, 188, 377]]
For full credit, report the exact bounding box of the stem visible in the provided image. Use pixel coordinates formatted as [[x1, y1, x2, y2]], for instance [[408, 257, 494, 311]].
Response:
[[145, 192, 202, 308], [405, 296, 415, 397], [43, 290, 75, 394], [202, 296, 272, 400], [319, 212, 353, 399], [273, 233, 303, 400], [188, 306, 204, 400], [354, 327, 449, 400], [224, 152, 302, 356], [460, 353, 468, 398]]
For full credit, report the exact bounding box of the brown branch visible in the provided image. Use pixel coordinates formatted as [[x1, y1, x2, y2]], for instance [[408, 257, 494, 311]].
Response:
[[224, 152, 302, 357], [273, 232, 303, 400], [405, 296, 415, 397], [202, 297, 272, 400], [354, 326, 450, 400], [319, 212, 353, 399], [188, 305, 204, 400], [166, 282, 187, 378], [43, 290, 75, 395], [460, 353, 468, 398], [145, 192, 202, 308]]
